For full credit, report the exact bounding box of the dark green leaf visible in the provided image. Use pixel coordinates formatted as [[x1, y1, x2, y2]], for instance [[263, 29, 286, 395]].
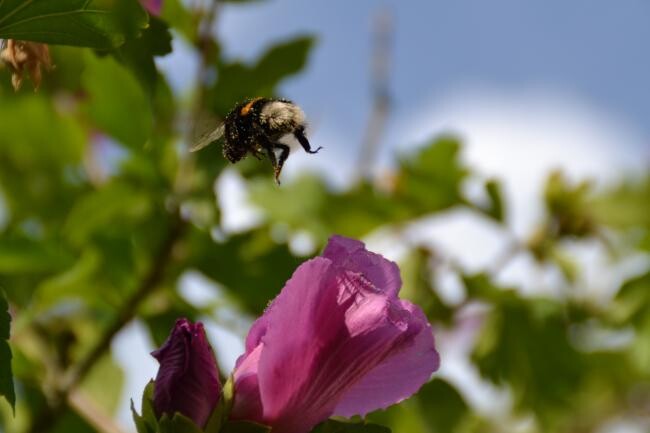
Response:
[[613, 271, 650, 328], [82, 52, 153, 149], [158, 413, 203, 433], [470, 277, 585, 426], [0, 0, 148, 49], [132, 401, 154, 433], [0, 292, 15, 412], [205, 377, 235, 433], [80, 355, 125, 414], [114, 16, 173, 96], [399, 248, 454, 325], [416, 379, 469, 433], [482, 179, 505, 222], [142, 380, 158, 429], [210, 36, 315, 113], [0, 236, 73, 275], [310, 420, 391, 433], [395, 135, 467, 214], [220, 421, 271, 433], [187, 228, 302, 314]]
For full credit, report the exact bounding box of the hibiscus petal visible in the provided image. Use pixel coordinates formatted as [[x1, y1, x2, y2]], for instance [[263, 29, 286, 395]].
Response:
[[323, 235, 401, 297], [232, 344, 264, 421], [232, 236, 440, 433], [256, 257, 343, 432], [333, 301, 440, 417]]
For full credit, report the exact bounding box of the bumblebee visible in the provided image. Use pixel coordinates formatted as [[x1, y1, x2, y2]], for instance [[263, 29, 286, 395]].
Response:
[[191, 98, 322, 183]]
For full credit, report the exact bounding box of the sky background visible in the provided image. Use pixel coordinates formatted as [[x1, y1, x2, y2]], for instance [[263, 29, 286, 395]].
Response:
[[117, 1, 650, 432]]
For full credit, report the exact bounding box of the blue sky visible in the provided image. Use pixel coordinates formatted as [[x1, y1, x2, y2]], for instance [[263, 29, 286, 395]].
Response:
[[214, 0, 650, 168]]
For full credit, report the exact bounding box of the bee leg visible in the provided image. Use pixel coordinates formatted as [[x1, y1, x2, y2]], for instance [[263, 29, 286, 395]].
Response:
[[294, 127, 322, 154], [251, 146, 263, 160], [272, 143, 290, 184]]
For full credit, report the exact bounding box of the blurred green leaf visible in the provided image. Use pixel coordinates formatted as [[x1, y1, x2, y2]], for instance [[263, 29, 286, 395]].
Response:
[[63, 182, 153, 246], [0, 96, 85, 223], [114, 16, 173, 96], [158, 413, 203, 433], [250, 175, 330, 239], [416, 378, 469, 433], [467, 275, 585, 427], [591, 177, 650, 230], [543, 171, 594, 238], [0, 293, 14, 412], [210, 36, 315, 113], [187, 228, 302, 314], [34, 248, 101, 309], [399, 248, 454, 325], [81, 355, 124, 414], [613, 271, 650, 328], [482, 179, 505, 222], [395, 135, 467, 213], [367, 378, 470, 433], [0, 236, 73, 274], [160, 0, 197, 41], [82, 52, 153, 149], [0, 0, 148, 48], [310, 420, 391, 433]]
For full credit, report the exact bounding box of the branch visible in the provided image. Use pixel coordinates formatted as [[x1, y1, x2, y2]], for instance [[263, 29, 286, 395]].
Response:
[[63, 214, 186, 392]]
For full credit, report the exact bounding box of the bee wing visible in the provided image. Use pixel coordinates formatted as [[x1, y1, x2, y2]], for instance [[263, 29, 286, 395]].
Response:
[[190, 123, 225, 152]]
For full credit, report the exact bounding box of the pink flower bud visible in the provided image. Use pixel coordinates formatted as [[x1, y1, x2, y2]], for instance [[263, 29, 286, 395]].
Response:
[[151, 318, 221, 428]]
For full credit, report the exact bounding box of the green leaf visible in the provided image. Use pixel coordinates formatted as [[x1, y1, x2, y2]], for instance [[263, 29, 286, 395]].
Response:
[[543, 170, 594, 238], [210, 36, 316, 113], [613, 271, 650, 328], [159, 0, 196, 41], [416, 379, 469, 433], [158, 413, 203, 433], [114, 16, 173, 96], [187, 228, 302, 314], [0, 236, 73, 274], [469, 277, 585, 426], [80, 355, 124, 414], [132, 400, 154, 433], [131, 380, 158, 433], [220, 421, 271, 433], [205, 377, 235, 433], [482, 179, 505, 222], [0, 292, 15, 412], [0, 96, 85, 224], [82, 52, 153, 149], [395, 135, 467, 214], [63, 182, 153, 246], [399, 248, 454, 325], [142, 380, 158, 430], [310, 420, 391, 433], [0, 0, 148, 49]]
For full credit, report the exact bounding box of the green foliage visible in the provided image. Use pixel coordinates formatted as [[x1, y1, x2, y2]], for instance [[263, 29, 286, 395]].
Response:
[[209, 36, 316, 114], [367, 378, 469, 433], [0, 292, 15, 412], [466, 274, 586, 427], [82, 52, 153, 149], [0, 0, 148, 48], [310, 420, 391, 433]]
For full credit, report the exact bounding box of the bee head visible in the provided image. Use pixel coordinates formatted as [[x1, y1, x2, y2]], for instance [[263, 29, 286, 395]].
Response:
[[222, 141, 249, 163]]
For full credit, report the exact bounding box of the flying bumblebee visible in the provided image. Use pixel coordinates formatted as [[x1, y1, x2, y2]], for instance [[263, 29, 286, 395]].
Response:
[[191, 98, 322, 183]]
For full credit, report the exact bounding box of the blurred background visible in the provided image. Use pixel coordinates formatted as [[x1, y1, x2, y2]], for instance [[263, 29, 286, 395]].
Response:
[[1, 0, 649, 432]]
